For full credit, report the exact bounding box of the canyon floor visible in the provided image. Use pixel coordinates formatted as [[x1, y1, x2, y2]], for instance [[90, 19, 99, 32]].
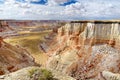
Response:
[[4, 29, 51, 66]]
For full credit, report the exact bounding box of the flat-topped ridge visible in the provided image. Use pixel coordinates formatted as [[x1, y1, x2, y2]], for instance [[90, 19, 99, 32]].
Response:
[[71, 20, 120, 23]]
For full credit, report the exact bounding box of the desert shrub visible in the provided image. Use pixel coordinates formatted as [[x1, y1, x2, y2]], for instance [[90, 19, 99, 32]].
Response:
[[39, 69, 54, 80], [28, 68, 56, 80], [28, 68, 38, 78]]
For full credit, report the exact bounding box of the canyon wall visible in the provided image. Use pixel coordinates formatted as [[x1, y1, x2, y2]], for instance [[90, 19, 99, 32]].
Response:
[[0, 37, 35, 75], [58, 21, 120, 47], [45, 21, 120, 80]]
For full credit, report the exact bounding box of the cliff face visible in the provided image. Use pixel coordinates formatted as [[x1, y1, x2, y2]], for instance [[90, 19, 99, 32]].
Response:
[[0, 37, 35, 75], [0, 21, 13, 32], [45, 21, 120, 80], [58, 22, 120, 47]]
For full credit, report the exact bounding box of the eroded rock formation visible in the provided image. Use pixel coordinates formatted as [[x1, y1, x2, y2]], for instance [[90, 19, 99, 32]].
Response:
[[0, 66, 75, 80], [101, 71, 120, 80], [0, 37, 35, 75], [0, 21, 13, 32], [44, 21, 120, 80]]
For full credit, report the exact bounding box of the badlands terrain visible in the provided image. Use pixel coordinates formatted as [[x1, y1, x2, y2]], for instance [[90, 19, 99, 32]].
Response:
[[0, 20, 120, 80]]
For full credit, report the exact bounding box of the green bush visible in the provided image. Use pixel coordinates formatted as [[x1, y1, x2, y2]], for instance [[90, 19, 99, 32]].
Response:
[[28, 68, 55, 80], [39, 69, 54, 80], [28, 68, 38, 78]]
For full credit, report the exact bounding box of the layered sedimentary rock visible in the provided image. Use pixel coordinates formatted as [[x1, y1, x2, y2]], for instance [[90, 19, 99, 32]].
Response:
[[0, 37, 35, 75], [45, 21, 120, 80], [58, 21, 120, 47], [101, 71, 120, 80], [0, 21, 13, 32]]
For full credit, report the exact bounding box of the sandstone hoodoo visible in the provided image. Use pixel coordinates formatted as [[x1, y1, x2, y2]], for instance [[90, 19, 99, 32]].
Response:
[[44, 20, 120, 80]]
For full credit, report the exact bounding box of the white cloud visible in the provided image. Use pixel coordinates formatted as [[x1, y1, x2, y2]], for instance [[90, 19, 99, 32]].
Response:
[[25, 0, 41, 2], [63, 1, 120, 19], [0, 0, 120, 20], [47, 0, 58, 6], [18, 3, 31, 8], [53, 0, 68, 4]]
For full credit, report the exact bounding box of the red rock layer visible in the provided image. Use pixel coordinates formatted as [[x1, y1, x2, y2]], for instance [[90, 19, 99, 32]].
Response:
[[0, 37, 35, 75], [44, 21, 120, 80]]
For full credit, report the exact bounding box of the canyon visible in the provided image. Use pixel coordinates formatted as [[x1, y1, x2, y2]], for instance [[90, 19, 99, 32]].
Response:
[[44, 20, 120, 80], [0, 20, 120, 80], [0, 36, 35, 75]]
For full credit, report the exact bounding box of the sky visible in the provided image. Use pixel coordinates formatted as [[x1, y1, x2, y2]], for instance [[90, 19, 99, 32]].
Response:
[[0, 0, 120, 20]]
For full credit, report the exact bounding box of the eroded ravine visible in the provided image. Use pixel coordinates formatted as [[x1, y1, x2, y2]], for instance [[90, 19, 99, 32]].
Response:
[[0, 36, 35, 75]]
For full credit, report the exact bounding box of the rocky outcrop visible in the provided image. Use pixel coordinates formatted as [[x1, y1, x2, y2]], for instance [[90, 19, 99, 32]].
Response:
[[0, 37, 35, 75], [0, 67, 75, 80], [45, 21, 120, 80], [57, 21, 120, 47], [0, 21, 13, 32], [0, 37, 3, 48], [101, 71, 120, 80]]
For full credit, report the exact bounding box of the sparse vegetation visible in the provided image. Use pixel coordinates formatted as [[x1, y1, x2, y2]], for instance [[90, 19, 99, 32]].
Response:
[[4, 30, 51, 65], [5, 31, 51, 54], [39, 69, 53, 80], [28, 68, 56, 80], [29, 68, 38, 78]]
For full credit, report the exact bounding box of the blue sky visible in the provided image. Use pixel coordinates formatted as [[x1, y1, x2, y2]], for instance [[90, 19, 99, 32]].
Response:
[[0, 0, 120, 20]]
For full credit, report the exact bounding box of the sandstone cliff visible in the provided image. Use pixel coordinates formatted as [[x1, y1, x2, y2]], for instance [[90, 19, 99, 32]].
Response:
[[44, 21, 120, 80], [0, 37, 35, 75], [0, 21, 13, 32]]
